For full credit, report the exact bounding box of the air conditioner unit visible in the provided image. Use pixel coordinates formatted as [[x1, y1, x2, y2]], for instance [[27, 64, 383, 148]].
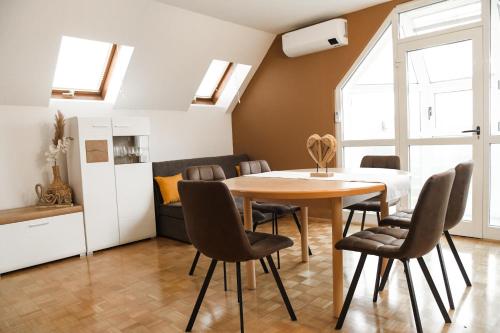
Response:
[[282, 18, 348, 57]]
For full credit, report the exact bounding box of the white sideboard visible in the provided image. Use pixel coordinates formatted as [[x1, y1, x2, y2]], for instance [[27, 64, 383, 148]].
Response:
[[0, 206, 86, 275], [67, 116, 156, 253]]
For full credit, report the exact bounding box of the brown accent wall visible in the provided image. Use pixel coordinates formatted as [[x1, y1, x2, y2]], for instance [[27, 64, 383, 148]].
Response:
[[231, 1, 408, 217]]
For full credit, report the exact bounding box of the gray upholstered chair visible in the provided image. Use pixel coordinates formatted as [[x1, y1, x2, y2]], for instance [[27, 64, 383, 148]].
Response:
[[335, 169, 455, 333], [185, 165, 271, 282], [378, 161, 474, 310], [239, 160, 312, 268], [178, 180, 297, 333], [343, 155, 401, 237]]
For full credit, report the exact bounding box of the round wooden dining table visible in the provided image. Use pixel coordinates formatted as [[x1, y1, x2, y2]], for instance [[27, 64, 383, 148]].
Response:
[[223, 168, 399, 318]]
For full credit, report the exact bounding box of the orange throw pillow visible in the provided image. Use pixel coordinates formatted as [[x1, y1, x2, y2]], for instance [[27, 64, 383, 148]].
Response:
[[155, 173, 183, 204]]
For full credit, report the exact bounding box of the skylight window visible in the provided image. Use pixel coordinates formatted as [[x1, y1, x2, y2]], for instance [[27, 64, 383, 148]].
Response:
[[193, 59, 233, 104], [52, 36, 117, 100]]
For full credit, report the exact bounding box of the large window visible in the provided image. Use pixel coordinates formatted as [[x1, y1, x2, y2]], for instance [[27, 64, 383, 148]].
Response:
[[52, 36, 117, 100], [490, 0, 500, 228], [342, 25, 394, 141], [399, 0, 482, 38], [407, 40, 473, 139], [340, 24, 395, 168], [491, 0, 500, 135], [338, 0, 500, 239]]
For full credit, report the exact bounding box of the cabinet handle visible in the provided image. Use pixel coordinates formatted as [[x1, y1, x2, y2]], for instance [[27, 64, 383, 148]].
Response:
[[92, 125, 110, 128], [29, 221, 49, 228], [113, 124, 130, 128]]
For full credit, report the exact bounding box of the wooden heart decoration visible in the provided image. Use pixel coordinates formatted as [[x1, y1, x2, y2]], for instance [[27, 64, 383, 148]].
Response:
[[306, 134, 337, 168]]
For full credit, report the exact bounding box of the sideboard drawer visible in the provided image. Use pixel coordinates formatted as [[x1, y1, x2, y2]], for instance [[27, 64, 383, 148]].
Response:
[[0, 212, 86, 274]]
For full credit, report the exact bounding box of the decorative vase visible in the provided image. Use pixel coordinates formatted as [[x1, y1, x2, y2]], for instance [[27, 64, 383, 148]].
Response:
[[43, 165, 73, 206]]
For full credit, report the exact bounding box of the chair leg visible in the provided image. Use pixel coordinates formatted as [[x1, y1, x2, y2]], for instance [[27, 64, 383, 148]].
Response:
[[360, 211, 367, 231], [417, 257, 452, 323], [402, 259, 423, 333], [223, 261, 227, 292], [378, 258, 394, 292], [436, 243, 455, 309], [236, 262, 245, 333], [266, 255, 297, 321], [253, 223, 257, 232], [275, 213, 281, 269], [373, 256, 383, 302], [444, 231, 472, 286], [185, 259, 218, 332], [335, 253, 368, 330], [189, 251, 201, 276], [343, 210, 355, 238], [376, 211, 381, 224], [292, 212, 313, 256], [259, 258, 269, 274]]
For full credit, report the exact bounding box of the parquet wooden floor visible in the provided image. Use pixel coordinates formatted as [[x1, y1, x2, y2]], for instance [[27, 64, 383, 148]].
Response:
[[1, 218, 499, 333]]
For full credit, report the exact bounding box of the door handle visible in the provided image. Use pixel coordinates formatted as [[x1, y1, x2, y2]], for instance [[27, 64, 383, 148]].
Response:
[[462, 126, 480, 135], [29, 221, 50, 228]]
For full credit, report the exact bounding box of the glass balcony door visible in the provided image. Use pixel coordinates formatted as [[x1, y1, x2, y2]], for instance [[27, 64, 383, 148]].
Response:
[[397, 27, 484, 237]]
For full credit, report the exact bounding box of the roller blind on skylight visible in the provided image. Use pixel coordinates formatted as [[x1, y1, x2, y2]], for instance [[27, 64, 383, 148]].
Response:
[[195, 60, 230, 99], [52, 36, 114, 92]]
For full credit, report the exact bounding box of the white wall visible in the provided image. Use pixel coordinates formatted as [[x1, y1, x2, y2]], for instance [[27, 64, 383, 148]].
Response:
[[0, 0, 274, 110], [0, 0, 274, 210], [0, 103, 233, 210]]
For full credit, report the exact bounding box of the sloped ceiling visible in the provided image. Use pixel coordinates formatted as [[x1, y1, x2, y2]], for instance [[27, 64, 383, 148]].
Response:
[[0, 0, 274, 110], [157, 0, 391, 33]]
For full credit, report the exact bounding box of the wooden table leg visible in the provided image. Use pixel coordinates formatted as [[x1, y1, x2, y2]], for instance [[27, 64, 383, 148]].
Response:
[[379, 188, 389, 275], [243, 197, 256, 290], [379, 187, 389, 218], [300, 206, 309, 263], [332, 198, 343, 318]]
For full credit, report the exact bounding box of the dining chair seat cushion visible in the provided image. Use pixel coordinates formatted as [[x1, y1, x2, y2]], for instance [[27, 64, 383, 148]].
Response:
[[252, 202, 300, 215], [345, 195, 400, 212], [335, 227, 408, 258], [233, 197, 271, 223], [159, 200, 270, 226], [245, 231, 294, 259], [379, 209, 413, 229]]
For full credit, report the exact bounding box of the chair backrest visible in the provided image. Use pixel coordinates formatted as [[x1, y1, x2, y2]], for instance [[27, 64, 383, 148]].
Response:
[[399, 169, 455, 259], [185, 165, 226, 181], [239, 160, 271, 175], [360, 156, 401, 170], [445, 161, 474, 231], [178, 180, 255, 262]]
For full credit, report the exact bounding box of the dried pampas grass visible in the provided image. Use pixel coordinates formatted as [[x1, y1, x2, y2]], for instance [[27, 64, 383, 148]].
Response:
[[52, 110, 65, 146]]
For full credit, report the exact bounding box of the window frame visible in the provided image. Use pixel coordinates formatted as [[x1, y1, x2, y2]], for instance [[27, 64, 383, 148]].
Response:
[[51, 43, 118, 101], [192, 62, 234, 105]]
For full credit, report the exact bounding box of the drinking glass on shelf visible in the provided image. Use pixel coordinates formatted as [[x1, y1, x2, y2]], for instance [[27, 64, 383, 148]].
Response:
[[119, 146, 127, 157]]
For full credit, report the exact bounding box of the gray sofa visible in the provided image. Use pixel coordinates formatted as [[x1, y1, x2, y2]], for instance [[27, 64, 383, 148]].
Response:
[[153, 154, 264, 243]]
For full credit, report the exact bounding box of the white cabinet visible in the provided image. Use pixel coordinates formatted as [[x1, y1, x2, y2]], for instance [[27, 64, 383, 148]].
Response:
[[0, 212, 86, 274], [112, 116, 150, 136], [67, 117, 120, 253], [67, 117, 156, 253], [115, 163, 156, 244]]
